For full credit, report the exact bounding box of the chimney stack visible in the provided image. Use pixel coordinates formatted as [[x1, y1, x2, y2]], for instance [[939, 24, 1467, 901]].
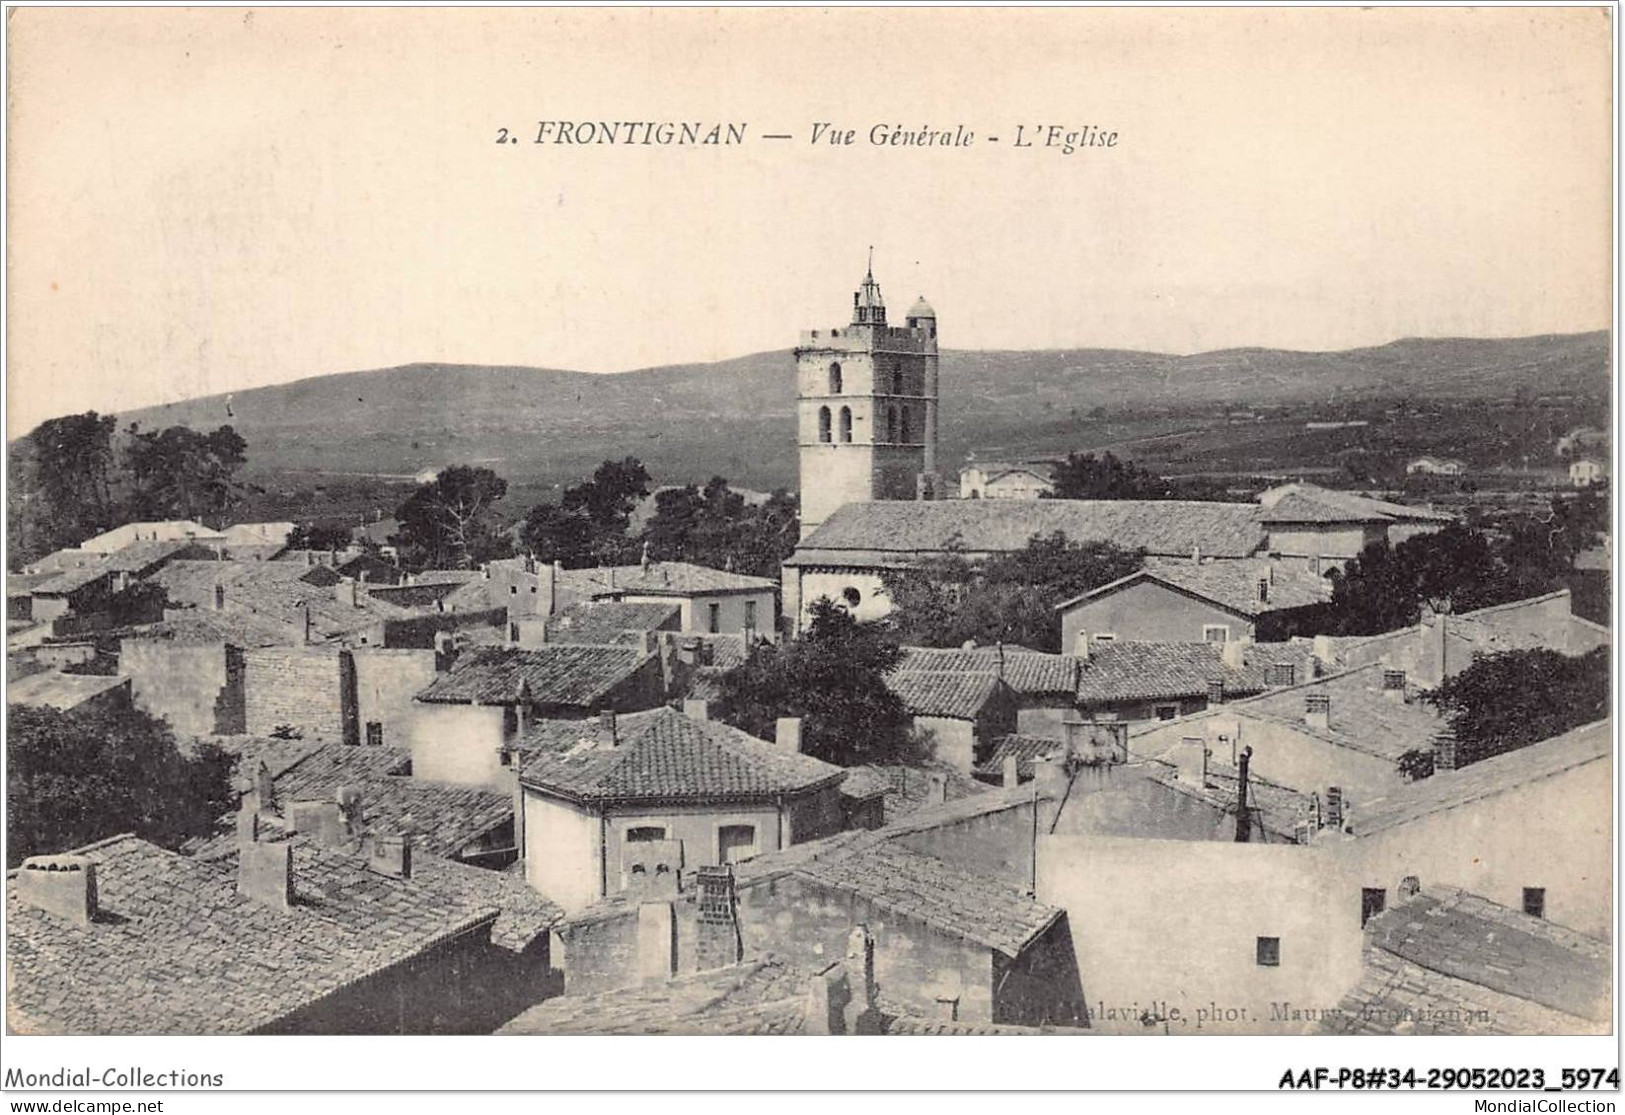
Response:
[[16, 855, 98, 926], [433, 631, 457, 672], [807, 964, 853, 1035], [598, 709, 618, 745], [1221, 636, 1247, 671], [1233, 746, 1253, 843], [843, 925, 881, 1034], [212, 582, 226, 611], [298, 601, 313, 645], [1175, 739, 1209, 787], [238, 839, 294, 910], [1071, 628, 1091, 660], [683, 698, 711, 722], [338, 579, 359, 609], [1207, 679, 1226, 706], [366, 833, 412, 879], [1431, 728, 1459, 772], [636, 900, 678, 984], [1305, 692, 1331, 732], [1397, 875, 1422, 903], [253, 759, 276, 813], [536, 562, 556, 618], [693, 865, 742, 972], [927, 770, 948, 805], [1381, 668, 1407, 701], [1002, 754, 1021, 788], [775, 716, 803, 752], [1324, 785, 1344, 830]]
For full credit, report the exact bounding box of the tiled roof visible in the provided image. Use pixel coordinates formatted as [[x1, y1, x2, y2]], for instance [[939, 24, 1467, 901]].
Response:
[[838, 762, 990, 822], [885, 670, 1009, 720], [33, 565, 114, 596], [791, 500, 1266, 561], [1138, 758, 1314, 840], [1255, 484, 1454, 525], [974, 735, 1065, 781], [1352, 719, 1610, 836], [897, 646, 1078, 697], [6, 835, 496, 1035], [191, 742, 513, 861], [1075, 642, 1264, 704], [519, 707, 843, 805], [558, 560, 777, 598], [365, 581, 466, 610], [7, 572, 58, 597], [405, 854, 562, 952], [6, 672, 129, 710], [23, 547, 107, 576], [544, 601, 680, 646], [415, 644, 652, 707], [792, 840, 1062, 957], [1229, 663, 1444, 762], [1139, 558, 1332, 615], [151, 561, 412, 642], [1319, 887, 1610, 1034]]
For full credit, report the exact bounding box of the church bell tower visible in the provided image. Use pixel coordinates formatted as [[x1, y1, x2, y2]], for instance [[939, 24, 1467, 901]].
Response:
[[795, 256, 940, 540]]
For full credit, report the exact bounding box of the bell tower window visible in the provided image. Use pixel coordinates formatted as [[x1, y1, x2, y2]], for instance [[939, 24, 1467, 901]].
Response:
[[839, 406, 853, 443], [887, 407, 898, 443], [829, 362, 843, 394], [818, 406, 832, 443], [893, 370, 904, 394], [900, 407, 912, 444]]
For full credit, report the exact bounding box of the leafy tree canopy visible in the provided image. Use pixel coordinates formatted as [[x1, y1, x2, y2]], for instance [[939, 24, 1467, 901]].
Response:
[[393, 465, 512, 570], [642, 479, 799, 578], [1427, 646, 1608, 767], [1050, 451, 1173, 501], [715, 598, 921, 767], [881, 531, 1144, 652], [7, 704, 236, 867]]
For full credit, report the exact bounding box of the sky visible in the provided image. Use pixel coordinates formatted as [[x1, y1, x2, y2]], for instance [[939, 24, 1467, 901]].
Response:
[[6, 7, 1613, 437]]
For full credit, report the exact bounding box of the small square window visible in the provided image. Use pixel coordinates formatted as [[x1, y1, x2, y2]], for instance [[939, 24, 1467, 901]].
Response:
[[1154, 704, 1180, 721], [1092, 632, 1116, 644], [1203, 625, 1231, 643], [365, 721, 384, 747], [1361, 888, 1387, 927], [625, 826, 667, 844], [1523, 887, 1546, 919], [1256, 937, 1280, 967]]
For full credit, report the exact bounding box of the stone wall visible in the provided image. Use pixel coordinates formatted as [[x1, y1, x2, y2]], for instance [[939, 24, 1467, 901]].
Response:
[[121, 638, 243, 737], [243, 646, 349, 741], [352, 648, 438, 748]]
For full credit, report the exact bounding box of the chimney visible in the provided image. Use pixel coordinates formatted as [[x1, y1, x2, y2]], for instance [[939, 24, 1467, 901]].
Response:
[[238, 839, 294, 910], [433, 630, 457, 672], [253, 759, 276, 812], [843, 925, 881, 1034], [299, 601, 313, 645], [338, 579, 359, 608], [1002, 754, 1021, 788], [806, 963, 853, 1035], [775, 716, 803, 752], [1311, 634, 1334, 667], [1397, 875, 1422, 903], [1266, 662, 1297, 687], [236, 797, 261, 845], [1175, 739, 1209, 787], [212, 582, 226, 611], [1207, 679, 1226, 706], [927, 770, 948, 804], [1324, 785, 1344, 829], [16, 855, 98, 926], [636, 900, 677, 984], [1071, 628, 1091, 660], [1191, 544, 1202, 564], [1257, 576, 1270, 605], [536, 561, 556, 618], [1431, 728, 1460, 772], [683, 698, 711, 722], [1032, 753, 1070, 799], [1221, 637, 1247, 671], [1305, 692, 1331, 732], [366, 833, 412, 879], [1382, 668, 1407, 701], [693, 865, 742, 972], [1233, 746, 1253, 843], [306, 550, 315, 567], [598, 709, 618, 745]]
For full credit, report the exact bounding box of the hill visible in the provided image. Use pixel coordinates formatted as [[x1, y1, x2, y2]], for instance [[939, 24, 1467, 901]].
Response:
[[109, 331, 1610, 496]]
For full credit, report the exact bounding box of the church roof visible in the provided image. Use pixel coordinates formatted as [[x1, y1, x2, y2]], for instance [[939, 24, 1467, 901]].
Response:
[[907, 296, 936, 319]]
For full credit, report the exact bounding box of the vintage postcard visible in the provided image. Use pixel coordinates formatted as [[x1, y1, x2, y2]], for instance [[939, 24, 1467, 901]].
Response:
[[1, 3, 1616, 1094]]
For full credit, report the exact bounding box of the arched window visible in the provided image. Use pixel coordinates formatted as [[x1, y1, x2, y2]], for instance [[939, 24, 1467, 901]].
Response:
[[887, 407, 898, 442], [843, 586, 862, 607], [818, 406, 832, 443], [900, 407, 912, 444], [829, 362, 843, 394], [839, 406, 853, 443], [893, 370, 904, 394]]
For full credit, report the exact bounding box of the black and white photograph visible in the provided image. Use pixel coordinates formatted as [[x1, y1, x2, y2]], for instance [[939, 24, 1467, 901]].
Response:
[[0, 3, 1617, 1102]]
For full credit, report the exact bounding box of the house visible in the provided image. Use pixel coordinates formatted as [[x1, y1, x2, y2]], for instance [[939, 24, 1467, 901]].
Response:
[[559, 560, 778, 641], [77, 520, 226, 553], [882, 669, 1019, 772], [409, 645, 667, 789], [894, 645, 1080, 737], [1056, 559, 1331, 647], [1570, 458, 1607, 488], [552, 787, 1088, 1026], [1069, 639, 1318, 725], [1254, 483, 1454, 562], [783, 498, 1268, 630], [516, 706, 846, 914], [25, 538, 205, 627], [1404, 456, 1466, 477], [1127, 662, 1447, 802], [1555, 426, 1608, 458], [1319, 885, 1610, 1035], [541, 600, 682, 647], [217, 521, 298, 549], [958, 461, 1054, 500], [1327, 589, 1609, 688], [6, 833, 517, 1034], [7, 671, 132, 715]]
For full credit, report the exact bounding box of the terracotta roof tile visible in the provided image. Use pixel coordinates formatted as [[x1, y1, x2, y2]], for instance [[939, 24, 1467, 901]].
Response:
[[1075, 642, 1264, 704], [416, 644, 652, 707], [544, 601, 680, 646], [885, 670, 1009, 720], [897, 646, 1078, 697]]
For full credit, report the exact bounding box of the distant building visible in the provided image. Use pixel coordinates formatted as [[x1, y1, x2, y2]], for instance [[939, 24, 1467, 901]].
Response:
[[882, 670, 1020, 773], [1055, 559, 1331, 647], [796, 265, 942, 540], [77, 520, 226, 553], [515, 706, 846, 914], [958, 462, 1054, 501], [7, 671, 132, 715], [1254, 482, 1453, 563], [1570, 458, 1607, 487], [561, 560, 778, 641], [1404, 456, 1466, 477]]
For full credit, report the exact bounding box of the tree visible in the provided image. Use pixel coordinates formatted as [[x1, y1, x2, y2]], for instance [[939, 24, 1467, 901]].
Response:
[[287, 521, 358, 553], [520, 502, 602, 569], [7, 704, 236, 866], [393, 465, 512, 569], [9, 412, 120, 564], [1426, 647, 1608, 767], [715, 599, 920, 767], [1050, 451, 1173, 501], [881, 531, 1145, 652], [125, 423, 248, 523], [640, 479, 800, 578], [562, 456, 652, 531]]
